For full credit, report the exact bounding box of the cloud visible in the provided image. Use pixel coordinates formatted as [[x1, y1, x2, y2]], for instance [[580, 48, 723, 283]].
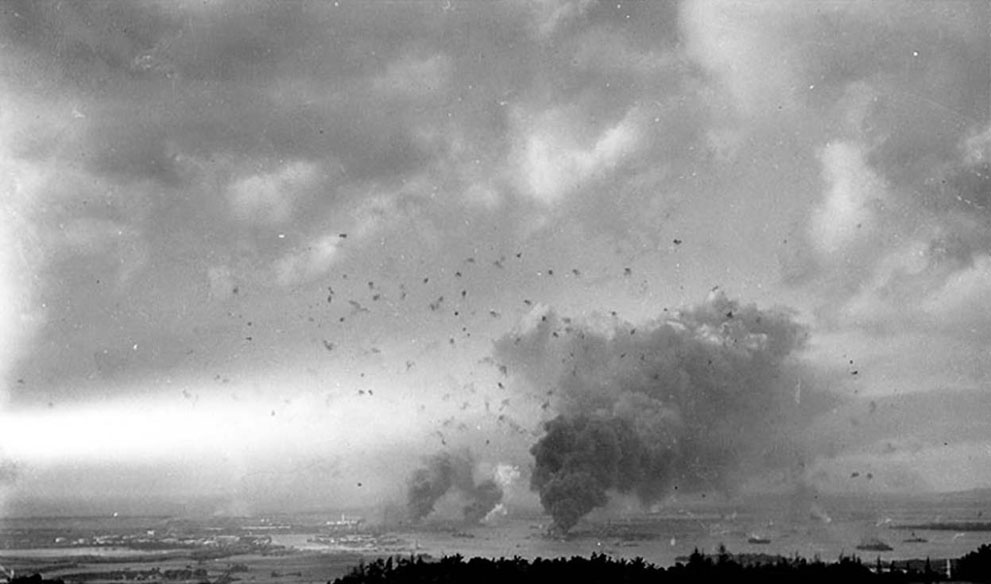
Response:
[[683, 0, 990, 353], [0, 457, 18, 486], [570, 28, 681, 76], [2, 0, 988, 506], [273, 234, 343, 287], [964, 124, 991, 165], [270, 175, 428, 287], [0, 190, 42, 402], [57, 218, 135, 255], [809, 141, 887, 256], [809, 118, 991, 335], [372, 54, 452, 100], [835, 240, 933, 329], [0, 388, 428, 466], [524, 0, 595, 39], [681, 0, 989, 124], [514, 106, 643, 204], [0, 128, 51, 402], [228, 161, 321, 225], [207, 265, 236, 301], [807, 440, 991, 494], [921, 254, 991, 336], [679, 0, 804, 117]]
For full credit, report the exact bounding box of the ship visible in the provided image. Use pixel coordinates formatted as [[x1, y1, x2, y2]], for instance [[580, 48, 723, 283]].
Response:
[[855, 537, 893, 552], [306, 514, 368, 545], [306, 533, 376, 550], [325, 514, 365, 531]]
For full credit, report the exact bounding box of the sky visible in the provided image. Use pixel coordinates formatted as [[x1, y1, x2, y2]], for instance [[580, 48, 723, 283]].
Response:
[[0, 0, 989, 517]]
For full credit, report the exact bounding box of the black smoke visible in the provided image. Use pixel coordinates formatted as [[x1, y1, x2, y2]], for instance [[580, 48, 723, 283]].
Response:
[[497, 291, 825, 532], [530, 416, 646, 532], [462, 478, 503, 523], [406, 450, 503, 524]]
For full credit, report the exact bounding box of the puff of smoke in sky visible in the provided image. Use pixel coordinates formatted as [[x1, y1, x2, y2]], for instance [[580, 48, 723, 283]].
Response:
[[405, 450, 503, 524], [493, 463, 521, 489], [496, 291, 826, 532]]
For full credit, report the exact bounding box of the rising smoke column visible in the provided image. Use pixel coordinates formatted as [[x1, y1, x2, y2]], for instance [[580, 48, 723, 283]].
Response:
[[406, 452, 460, 522], [462, 478, 503, 523], [406, 450, 504, 523], [530, 415, 656, 532], [496, 291, 819, 532]]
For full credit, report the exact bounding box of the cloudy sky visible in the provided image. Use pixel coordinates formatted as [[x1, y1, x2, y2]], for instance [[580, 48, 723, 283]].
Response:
[[0, 0, 989, 515]]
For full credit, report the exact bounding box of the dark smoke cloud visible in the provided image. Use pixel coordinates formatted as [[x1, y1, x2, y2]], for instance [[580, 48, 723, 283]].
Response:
[[530, 416, 646, 532], [463, 479, 503, 524], [406, 450, 503, 524], [496, 292, 824, 532]]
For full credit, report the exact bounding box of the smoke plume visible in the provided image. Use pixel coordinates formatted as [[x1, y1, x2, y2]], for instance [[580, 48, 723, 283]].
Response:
[[496, 291, 821, 532], [406, 450, 504, 524]]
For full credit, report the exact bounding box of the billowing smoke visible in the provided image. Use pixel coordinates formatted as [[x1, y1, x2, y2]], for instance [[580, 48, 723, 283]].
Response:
[[496, 291, 823, 532], [530, 416, 668, 532], [462, 478, 503, 524], [406, 450, 503, 524]]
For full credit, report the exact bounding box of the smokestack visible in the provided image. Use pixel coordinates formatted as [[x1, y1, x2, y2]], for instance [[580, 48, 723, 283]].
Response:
[[497, 291, 818, 533], [406, 450, 504, 524]]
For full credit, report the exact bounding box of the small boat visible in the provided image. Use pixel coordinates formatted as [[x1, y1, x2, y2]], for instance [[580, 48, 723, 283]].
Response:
[[747, 535, 771, 544], [855, 537, 893, 552], [903, 532, 928, 543]]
